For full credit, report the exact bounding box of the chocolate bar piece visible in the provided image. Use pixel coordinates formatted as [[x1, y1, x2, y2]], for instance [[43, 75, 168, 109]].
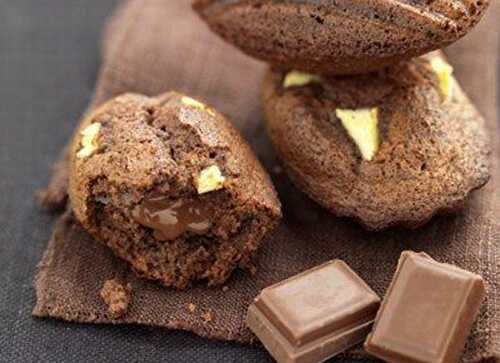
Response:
[[247, 260, 380, 363], [365, 251, 486, 363]]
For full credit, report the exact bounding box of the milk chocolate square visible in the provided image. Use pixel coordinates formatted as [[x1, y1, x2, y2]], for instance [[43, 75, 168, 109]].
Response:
[[247, 260, 380, 363], [365, 251, 486, 363]]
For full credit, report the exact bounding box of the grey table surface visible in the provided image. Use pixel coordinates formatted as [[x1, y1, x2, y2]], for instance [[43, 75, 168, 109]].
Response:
[[0, 1, 362, 362]]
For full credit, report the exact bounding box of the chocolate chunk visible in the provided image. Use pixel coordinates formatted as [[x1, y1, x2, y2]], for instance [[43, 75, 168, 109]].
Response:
[[364, 251, 486, 363], [247, 260, 380, 363], [132, 197, 212, 241]]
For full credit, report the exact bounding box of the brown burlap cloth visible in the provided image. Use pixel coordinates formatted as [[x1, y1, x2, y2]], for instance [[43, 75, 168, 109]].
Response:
[[34, 0, 500, 361]]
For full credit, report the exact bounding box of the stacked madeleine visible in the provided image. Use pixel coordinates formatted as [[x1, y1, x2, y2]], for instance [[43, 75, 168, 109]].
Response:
[[194, 0, 491, 230]]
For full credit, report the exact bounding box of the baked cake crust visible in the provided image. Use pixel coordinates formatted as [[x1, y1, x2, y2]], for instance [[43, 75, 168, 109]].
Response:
[[69, 92, 282, 288]]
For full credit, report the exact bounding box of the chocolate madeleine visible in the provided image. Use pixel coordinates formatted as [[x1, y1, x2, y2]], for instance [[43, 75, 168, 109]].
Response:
[[193, 0, 491, 75], [262, 54, 490, 230], [68, 92, 281, 289]]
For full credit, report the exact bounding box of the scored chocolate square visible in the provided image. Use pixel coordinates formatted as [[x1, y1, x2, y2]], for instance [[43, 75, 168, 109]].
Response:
[[247, 260, 380, 363], [365, 251, 486, 363]]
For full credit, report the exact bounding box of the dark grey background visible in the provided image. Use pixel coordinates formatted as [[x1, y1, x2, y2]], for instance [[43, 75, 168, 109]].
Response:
[[0, 1, 275, 362]]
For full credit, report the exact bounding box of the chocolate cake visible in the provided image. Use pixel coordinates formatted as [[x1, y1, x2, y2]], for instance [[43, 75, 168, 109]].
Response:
[[68, 92, 282, 289], [193, 0, 491, 75], [262, 54, 490, 230]]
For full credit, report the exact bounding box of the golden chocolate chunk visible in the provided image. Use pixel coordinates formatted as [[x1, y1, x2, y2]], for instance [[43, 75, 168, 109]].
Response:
[[430, 57, 454, 102], [283, 71, 322, 88], [181, 96, 215, 116], [336, 108, 379, 161], [195, 165, 226, 194], [77, 122, 101, 159]]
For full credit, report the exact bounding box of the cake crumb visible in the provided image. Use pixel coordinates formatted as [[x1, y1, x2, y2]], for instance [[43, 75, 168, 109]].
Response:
[[188, 303, 197, 313], [202, 310, 214, 323], [222, 286, 229, 292], [100, 279, 132, 319]]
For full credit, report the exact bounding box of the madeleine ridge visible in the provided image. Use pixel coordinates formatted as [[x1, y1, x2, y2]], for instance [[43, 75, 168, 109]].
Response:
[[193, 0, 491, 75], [68, 92, 282, 289]]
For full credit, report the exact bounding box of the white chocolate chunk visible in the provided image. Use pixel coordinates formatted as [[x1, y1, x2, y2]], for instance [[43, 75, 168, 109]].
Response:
[[181, 96, 206, 109], [76, 146, 95, 159], [81, 122, 101, 137], [195, 165, 226, 194], [283, 71, 322, 88], [429, 57, 454, 102], [336, 108, 380, 161], [181, 96, 215, 116], [76, 122, 101, 159]]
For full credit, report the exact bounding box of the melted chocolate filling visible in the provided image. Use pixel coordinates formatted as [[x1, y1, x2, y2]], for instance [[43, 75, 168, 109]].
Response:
[[132, 196, 212, 241]]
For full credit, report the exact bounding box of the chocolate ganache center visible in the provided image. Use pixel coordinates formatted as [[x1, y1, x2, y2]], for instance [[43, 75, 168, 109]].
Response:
[[132, 196, 213, 241]]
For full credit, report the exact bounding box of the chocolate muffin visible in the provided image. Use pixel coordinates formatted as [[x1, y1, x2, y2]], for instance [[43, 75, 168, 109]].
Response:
[[262, 54, 490, 230], [193, 0, 491, 75], [68, 92, 281, 288]]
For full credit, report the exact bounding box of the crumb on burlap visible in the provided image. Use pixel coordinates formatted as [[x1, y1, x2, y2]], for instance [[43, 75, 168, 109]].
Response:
[[187, 303, 197, 313], [99, 279, 132, 319], [222, 286, 229, 292], [202, 310, 214, 323]]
